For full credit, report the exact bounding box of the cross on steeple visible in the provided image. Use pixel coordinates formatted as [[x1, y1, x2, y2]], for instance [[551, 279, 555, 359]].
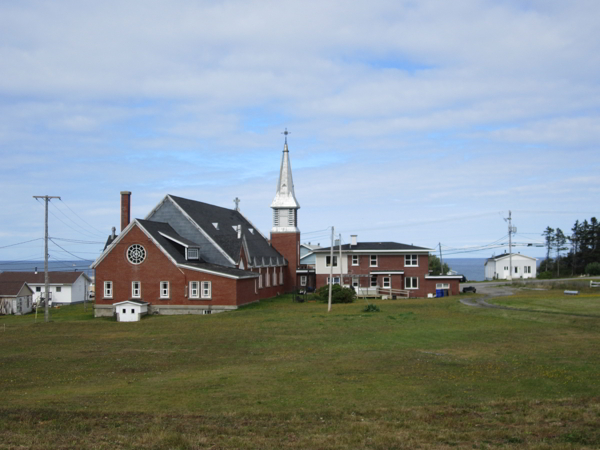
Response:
[[281, 128, 290, 145], [233, 197, 240, 211]]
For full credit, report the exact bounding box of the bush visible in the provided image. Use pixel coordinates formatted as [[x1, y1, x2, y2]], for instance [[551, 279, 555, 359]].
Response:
[[363, 304, 380, 313], [585, 262, 600, 276], [537, 271, 553, 279], [315, 284, 356, 303]]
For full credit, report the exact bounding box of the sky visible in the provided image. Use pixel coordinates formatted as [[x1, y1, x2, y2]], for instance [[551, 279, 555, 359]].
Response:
[[1, 0, 599, 265]]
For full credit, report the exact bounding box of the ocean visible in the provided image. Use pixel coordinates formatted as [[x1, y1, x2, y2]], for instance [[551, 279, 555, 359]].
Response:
[[444, 258, 543, 282], [0, 260, 95, 279]]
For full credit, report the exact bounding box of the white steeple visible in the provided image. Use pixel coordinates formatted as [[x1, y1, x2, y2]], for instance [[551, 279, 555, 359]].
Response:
[[271, 130, 300, 232]]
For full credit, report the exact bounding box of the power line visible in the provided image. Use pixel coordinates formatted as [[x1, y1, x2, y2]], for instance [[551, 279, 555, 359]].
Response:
[[49, 201, 105, 240], [58, 198, 107, 235], [0, 238, 44, 249], [49, 238, 91, 261]]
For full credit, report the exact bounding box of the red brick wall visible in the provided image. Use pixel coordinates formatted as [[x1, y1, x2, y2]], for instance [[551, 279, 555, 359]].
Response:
[[316, 253, 435, 297], [95, 224, 260, 308], [270, 231, 300, 292]]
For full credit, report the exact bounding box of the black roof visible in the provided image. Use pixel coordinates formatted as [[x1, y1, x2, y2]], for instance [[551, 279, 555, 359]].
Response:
[[314, 242, 431, 252], [137, 220, 257, 279], [168, 195, 283, 263]]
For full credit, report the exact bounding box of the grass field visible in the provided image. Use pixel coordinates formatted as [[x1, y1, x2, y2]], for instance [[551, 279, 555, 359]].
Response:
[[1, 290, 599, 449]]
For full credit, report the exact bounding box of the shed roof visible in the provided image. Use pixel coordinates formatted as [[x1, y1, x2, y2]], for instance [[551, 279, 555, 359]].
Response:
[[314, 242, 432, 252], [0, 271, 89, 285], [0, 280, 32, 297]]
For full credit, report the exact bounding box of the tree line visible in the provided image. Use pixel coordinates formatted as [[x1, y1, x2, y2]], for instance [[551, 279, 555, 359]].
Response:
[[540, 217, 600, 277]]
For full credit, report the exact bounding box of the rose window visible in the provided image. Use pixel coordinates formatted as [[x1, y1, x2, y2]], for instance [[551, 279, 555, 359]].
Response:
[[127, 244, 146, 265]]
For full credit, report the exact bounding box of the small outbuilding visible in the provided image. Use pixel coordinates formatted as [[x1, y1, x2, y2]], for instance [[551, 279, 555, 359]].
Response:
[[484, 253, 537, 280], [114, 300, 149, 322], [0, 280, 34, 315]]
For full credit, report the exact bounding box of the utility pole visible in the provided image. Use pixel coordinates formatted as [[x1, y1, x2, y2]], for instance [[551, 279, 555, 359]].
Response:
[[328, 226, 334, 312], [339, 233, 343, 287], [33, 195, 61, 323], [504, 210, 516, 281], [439, 243, 444, 275]]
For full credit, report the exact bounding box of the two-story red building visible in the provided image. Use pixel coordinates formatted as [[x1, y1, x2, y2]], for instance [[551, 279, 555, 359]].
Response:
[[312, 235, 462, 297]]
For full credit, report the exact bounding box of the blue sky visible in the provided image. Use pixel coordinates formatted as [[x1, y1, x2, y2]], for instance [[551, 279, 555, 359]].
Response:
[[1, 0, 599, 264]]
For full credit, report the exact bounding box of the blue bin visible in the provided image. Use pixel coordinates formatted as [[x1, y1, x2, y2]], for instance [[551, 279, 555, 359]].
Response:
[[436, 289, 443, 298]]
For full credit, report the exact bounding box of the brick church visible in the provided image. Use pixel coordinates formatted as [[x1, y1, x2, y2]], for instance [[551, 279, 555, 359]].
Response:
[[92, 134, 301, 317]]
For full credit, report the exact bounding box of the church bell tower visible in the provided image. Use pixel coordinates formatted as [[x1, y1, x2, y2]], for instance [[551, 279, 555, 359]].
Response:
[[270, 129, 300, 291]]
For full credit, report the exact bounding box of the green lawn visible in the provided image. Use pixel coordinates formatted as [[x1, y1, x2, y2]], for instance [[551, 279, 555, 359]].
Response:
[[1, 292, 599, 449]]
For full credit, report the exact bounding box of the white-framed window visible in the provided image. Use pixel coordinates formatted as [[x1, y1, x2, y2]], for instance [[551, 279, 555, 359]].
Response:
[[187, 248, 199, 260], [383, 277, 390, 288], [36, 286, 41, 292], [104, 281, 113, 298], [327, 277, 340, 285], [266, 268, 270, 287], [201, 281, 211, 299], [352, 255, 359, 266], [189, 281, 199, 298], [370, 255, 378, 267], [370, 276, 377, 287], [127, 244, 146, 265], [326, 256, 338, 267], [525, 266, 531, 274], [504, 266, 509, 271], [132, 281, 141, 298], [515, 267, 519, 274], [405, 277, 419, 289], [272, 270, 277, 286], [258, 269, 263, 289], [300, 276, 307, 286], [279, 267, 283, 285], [436, 283, 449, 289], [56, 286, 62, 293], [160, 281, 169, 298], [405, 254, 418, 267]]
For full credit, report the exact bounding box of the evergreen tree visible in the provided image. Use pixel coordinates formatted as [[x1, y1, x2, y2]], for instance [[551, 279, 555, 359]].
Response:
[[542, 226, 555, 272], [554, 228, 567, 277]]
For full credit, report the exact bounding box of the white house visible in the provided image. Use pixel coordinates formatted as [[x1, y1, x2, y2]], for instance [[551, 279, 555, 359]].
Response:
[[0, 272, 92, 305], [114, 300, 149, 322], [0, 279, 34, 315], [484, 253, 537, 280]]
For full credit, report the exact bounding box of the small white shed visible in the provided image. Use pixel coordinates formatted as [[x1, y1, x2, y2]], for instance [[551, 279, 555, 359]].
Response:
[[114, 300, 149, 322], [484, 253, 537, 280]]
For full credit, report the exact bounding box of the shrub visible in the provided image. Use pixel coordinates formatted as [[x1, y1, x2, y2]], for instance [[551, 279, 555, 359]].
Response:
[[315, 284, 356, 303], [537, 271, 553, 279], [585, 262, 600, 276], [363, 304, 380, 313]]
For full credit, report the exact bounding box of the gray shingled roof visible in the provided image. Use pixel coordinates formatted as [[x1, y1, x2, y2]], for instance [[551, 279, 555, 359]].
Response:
[[314, 242, 431, 252], [137, 220, 258, 279], [168, 195, 283, 263]]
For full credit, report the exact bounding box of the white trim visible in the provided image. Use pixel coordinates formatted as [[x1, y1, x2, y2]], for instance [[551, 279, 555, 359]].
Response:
[[91, 219, 139, 268], [425, 275, 464, 279], [314, 249, 434, 254], [132, 281, 141, 298], [177, 264, 257, 280], [370, 255, 378, 267], [352, 255, 359, 266], [189, 281, 199, 298], [237, 209, 269, 242], [405, 277, 419, 290], [104, 281, 113, 299], [488, 253, 538, 262], [158, 231, 190, 248], [201, 281, 211, 299], [160, 281, 169, 299], [404, 254, 419, 267], [160, 195, 236, 265], [370, 271, 404, 275]]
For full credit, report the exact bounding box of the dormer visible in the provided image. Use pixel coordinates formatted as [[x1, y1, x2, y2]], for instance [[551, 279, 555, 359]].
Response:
[[186, 247, 200, 260]]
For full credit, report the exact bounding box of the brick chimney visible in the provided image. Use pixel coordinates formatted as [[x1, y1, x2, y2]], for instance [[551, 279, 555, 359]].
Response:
[[120, 191, 131, 231]]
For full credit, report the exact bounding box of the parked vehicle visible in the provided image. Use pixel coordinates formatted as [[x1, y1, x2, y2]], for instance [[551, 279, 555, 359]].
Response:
[[462, 286, 476, 294]]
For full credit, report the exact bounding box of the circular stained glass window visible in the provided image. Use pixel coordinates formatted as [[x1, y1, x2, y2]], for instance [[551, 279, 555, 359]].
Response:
[[127, 244, 146, 265]]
